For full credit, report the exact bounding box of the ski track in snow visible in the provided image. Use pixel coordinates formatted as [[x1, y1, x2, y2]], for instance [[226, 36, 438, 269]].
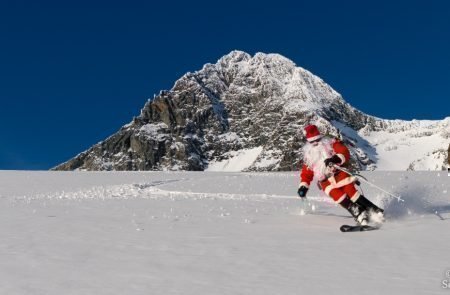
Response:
[[0, 171, 449, 295]]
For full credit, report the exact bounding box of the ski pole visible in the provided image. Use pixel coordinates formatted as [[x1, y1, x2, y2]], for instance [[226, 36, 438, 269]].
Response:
[[332, 164, 405, 202], [299, 197, 308, 215]]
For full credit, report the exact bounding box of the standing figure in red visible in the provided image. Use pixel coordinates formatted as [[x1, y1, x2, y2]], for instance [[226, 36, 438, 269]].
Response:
[[297, 124, 384, 225]]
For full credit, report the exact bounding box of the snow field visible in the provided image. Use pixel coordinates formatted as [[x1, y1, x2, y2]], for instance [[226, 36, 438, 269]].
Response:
[[0, 171, 449, 294]]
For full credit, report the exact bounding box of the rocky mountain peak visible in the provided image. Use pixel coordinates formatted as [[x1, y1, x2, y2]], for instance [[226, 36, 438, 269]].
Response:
[[53, 51, 450, 172]]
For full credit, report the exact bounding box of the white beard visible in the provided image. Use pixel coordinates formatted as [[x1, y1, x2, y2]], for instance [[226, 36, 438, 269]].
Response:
[[302, 137, 335, 181]]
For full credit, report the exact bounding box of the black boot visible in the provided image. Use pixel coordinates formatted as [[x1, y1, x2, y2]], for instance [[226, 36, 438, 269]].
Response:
[[355, 195, 384, 213], [355, 195, 385, 224], [340, 197, 368, 225]]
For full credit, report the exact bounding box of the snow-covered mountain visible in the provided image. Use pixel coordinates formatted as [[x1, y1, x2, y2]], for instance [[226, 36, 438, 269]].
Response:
[[54, 51, 450, 171]]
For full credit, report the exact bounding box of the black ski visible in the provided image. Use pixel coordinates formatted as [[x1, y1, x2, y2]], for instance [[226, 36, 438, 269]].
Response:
[[340, 224, 380, 232]]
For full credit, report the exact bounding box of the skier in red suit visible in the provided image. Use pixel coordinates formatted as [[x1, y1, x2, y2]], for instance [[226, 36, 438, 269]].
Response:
[[297, 124, 384, 225]]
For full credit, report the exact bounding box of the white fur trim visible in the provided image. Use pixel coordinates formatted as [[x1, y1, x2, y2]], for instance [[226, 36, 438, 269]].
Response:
[[324, 184, 334, 195], [299, 182, 309, 188], [306, 134, 322, 142], [336, 153, 346, 164], [350, 191, 361, 202], [323, 175, 357, 195], [336, 194, 347, 204], [335, 176, 356, 188]]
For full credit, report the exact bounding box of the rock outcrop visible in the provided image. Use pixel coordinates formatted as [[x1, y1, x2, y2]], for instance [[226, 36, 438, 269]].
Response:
[[448, 143, 450, 166]]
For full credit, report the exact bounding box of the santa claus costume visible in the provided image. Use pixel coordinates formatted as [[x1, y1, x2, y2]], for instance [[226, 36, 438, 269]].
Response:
[[297, 124, 384, 225]]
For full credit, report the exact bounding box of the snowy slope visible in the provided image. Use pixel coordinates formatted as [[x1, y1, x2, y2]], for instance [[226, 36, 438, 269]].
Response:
[[205, 147, 263, 171], [1, 171, 449, 294], [333, 118, 450, 170]]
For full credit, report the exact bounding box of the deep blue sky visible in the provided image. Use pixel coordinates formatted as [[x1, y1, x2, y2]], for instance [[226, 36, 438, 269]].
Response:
[[1, 0, 449, 170]]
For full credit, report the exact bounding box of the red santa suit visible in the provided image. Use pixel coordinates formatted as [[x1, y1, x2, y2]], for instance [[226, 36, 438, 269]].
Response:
[[300, 130, 361, 204]]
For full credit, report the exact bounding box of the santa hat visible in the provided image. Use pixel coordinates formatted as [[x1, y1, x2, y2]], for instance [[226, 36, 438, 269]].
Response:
[[303, 124, 322, 142]]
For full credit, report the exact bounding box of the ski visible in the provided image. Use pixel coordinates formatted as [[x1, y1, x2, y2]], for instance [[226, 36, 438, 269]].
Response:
[[340, 224, 380, 232]]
